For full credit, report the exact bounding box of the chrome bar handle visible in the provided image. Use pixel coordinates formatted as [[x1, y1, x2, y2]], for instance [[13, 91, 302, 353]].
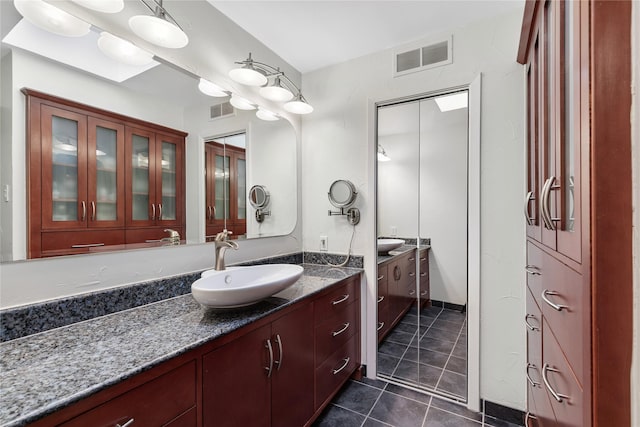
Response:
[[525, 412, 537, 427], [525, 265, 541, 275], [409, 272, 416, 277], [539, 178, 552, 229], [332, 322, 350, 337], [420, 272, 427, 277], [91, 201, 96, 221], [525, 314, 540, 331], [377, 296, 384, 303], [274, 334, 283, 371], [524, 191, 535, 225], [80, 201, 86, 221], [409, 257, 416, 261], [116, 419, 134, 427], [151, 203, 156, 220], [408, 289, 416, 296], [332, 357, 350, 375], [158, 203, 162, 220], [541, 290, 569, 311], [265, 339, 274, 378], [208, 206, 213, 220], [542, 176, 557, 230], [421, 290, 428, 296], [71, 243, 105, 248], [377, 322, 385, 331], [526, 363, 540, 387], [377, 275, 384, 281], [332, 294, 349, 305], [420, 257, 427, 261], [542, 363, 570, 402]]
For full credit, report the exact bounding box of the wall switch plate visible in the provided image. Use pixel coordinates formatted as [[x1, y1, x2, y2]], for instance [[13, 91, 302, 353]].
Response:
[[2, 185, 9, 202], [319, 235, 328, 252]]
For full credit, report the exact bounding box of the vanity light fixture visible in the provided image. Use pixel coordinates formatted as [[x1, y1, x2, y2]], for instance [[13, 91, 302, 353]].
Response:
[[14, 0, 90, 37], [256, 108, 279, 121], [377, 144, 391, 162], [128, 0, 188, 49], [229, 94, 256, 111], [71, 0, 124, 13], [198, 78, 228, 97], [231, 52, 313, 114], [434, 92, 468, 112], [97, 32, 154, 66]]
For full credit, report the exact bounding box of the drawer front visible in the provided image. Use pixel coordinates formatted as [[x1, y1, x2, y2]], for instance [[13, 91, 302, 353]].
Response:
[[377, 305, 390, 342], [526, 242, 543, 307], [315, 302, 358, 365], [377, 264, 389, 311], [61, 361, 196, 427], [165, 407, 197, 427], [314, 277, 359, 323], [315, 334, 359, 409], [41, 230, 124, 253]]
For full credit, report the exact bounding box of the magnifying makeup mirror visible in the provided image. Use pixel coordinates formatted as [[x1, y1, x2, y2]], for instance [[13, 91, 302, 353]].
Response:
[[249, 185, 271, 223], [328, 179, 360, 225]]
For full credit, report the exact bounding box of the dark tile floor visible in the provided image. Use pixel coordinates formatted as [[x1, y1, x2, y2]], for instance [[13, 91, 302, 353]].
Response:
[[313, 377, 523, 427], [378, 303, 467, 400]]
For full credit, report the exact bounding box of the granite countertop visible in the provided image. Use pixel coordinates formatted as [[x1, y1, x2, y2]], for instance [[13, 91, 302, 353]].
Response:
[[0, 264, 361, 427], [377, 244, 431, 264]]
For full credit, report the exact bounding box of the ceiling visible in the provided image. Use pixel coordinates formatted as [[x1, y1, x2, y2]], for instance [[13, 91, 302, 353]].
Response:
[[208, 0, 525, 74]]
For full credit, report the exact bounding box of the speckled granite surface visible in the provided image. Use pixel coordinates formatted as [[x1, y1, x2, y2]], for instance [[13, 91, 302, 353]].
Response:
[[0, 264, 361, 427], [303, 252, 363, 268]]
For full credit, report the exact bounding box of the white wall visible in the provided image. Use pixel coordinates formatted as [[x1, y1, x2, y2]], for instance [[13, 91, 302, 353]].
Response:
[[301, 10, 526, 410]]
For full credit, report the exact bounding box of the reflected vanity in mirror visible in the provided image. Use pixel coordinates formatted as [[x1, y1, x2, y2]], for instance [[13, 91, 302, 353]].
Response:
[[376, 90, 469, 402]]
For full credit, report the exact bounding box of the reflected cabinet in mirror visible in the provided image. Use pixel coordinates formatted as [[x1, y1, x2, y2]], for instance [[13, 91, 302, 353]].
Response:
[[376, 90, 469, 402]]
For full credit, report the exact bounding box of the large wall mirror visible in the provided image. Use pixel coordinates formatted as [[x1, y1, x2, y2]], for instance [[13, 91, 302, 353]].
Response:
[[0, 1, 298, 261], [376, 90, 469, 402]]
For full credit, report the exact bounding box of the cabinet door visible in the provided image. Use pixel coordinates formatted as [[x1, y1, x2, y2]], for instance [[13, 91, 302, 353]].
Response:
[[155, 132, 184, 227], [87, 117, 124, 228], [202, 325, 271, 427], [525, 28, 542, 241], [126, 126, 156, 227], [227, 147, 246, 237], [204, 144, 221, 240], [271, 304, 314, 427], [40, 105, 88, 230]]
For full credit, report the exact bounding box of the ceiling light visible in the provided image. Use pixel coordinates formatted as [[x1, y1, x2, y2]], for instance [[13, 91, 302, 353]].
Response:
[[97, 32, 154, 66], [128, 0, 188, 49], [377, 145, 391, 162], [434, 92, 468, 112], [229, 95, 255, 111], [14, 0, 90, 37], [229, 53, 268, 86], [198, 78, 228, 97], [71, 0, 124, 13], [256, 108, 279, 121], [284, 94, 314, 115], [259, 76, 294, 102]]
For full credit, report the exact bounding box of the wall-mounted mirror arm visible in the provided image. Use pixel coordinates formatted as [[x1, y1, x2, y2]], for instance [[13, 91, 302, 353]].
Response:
[[327, 179, 360, 225]]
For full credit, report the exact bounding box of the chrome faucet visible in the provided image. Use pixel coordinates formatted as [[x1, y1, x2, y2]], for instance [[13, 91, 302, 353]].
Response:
[[161, 229, 180, 245], [214, 229, 239, 271]]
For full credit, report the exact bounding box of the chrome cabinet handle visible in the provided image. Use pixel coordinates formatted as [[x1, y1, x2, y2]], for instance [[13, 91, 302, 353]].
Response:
[[116, 419, 134, 427], [90, 201, 96, 221], [158, 203, 162, 220], [420, 257, 427, 261], [408, 289, 416, 296], [265, 339, 274, 378], [332, 357, 350, 375], [377, 322, 385, 331], [274, 334, 283, 371], [420, 272, 427, 277], [409, 272, 416, 277], [332, 322, 350, 337], [151, 203, 156, 220], [71, 243, 105, 248], [525, 265, 541, 275], [539, 178, 552, 229], [409, 257, 415, 261], [525, 412, 537, 427], [207, 206, 212, 220], [332, 294, 349, 305], [524, 191, 535, 225], [377, 275, 384, 281], [524, 314, 540, 331], [420, 290, 428, 296], [526, 363, 540, 387], [541, 290, 569, 311], [377, 296, 384, 303], [542, 363, 570, 402], [542, 176, 560, 230], [80, 201, 86, 221]]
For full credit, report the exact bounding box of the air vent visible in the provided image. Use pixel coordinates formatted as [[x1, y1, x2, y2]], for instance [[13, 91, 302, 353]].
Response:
[[210, 101, 235, 120], [394, 36, 452, 77]]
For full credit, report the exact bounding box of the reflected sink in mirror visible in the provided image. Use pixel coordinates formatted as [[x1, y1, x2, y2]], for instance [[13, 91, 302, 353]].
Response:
[[192, 264, 304, 308], [377, 238, 405, 254]]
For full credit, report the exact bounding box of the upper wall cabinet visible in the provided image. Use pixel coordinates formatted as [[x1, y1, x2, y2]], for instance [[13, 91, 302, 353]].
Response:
[[25, 90, 186, 258]]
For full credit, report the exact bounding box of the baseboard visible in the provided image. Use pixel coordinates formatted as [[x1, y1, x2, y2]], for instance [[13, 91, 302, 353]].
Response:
[[482, 400, 525, 426], [430, 299, 466, 313]]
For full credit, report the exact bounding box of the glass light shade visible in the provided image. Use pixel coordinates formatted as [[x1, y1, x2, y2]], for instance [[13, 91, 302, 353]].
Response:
[[128, 15, 188, 49], [71, 0, 124, 13], [284, 99, 313, 115], [229, 67, 268, 86], [97, 32, 153, 66], [198, 78, 227, 97], [14, 0, 90, 37], [434, 92, 468, 112], [256, 108, 279, 121], [259, 85, 294, 102], [229, 95, 255, 111]]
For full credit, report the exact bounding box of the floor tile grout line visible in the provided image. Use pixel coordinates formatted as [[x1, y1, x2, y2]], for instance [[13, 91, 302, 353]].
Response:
[[359, 381, 388, 427], [420, 396, 433, 427], [432, 308, 467, 393]]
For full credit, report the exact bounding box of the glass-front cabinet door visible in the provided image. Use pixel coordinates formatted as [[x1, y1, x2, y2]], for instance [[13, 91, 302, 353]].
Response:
[[126, 126, 156, 227], [155, 132, 183, 227]]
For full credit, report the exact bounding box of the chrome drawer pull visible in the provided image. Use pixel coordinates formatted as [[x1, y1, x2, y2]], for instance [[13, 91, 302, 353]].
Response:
[[332, 294, 349, 305], [420, 257, 427, 261], [542, 363, 570, 402], [524, 314, 540, 331], [274, 334, 283, 371], [332, 322, 350, 337], [420, 272, 427, 277], [524, 191, 535, 225], [541, 290, 569, 311], [377, 296, 384, 303], [265, 339, 274, 378], [116, 419, 134, 427], [525, 265, 541, 275], [525, 412, 537, 427], [408, 272, 416, 277], [377, 322, 385, 331], [332, 357, 350, 375], [408, 290, 416, 296], [71, 243, 105, 248], [526, 363, 540, 387], [409, 257, 415, 262], [377, 275, 384, 281], [420, 290, 428, 296]]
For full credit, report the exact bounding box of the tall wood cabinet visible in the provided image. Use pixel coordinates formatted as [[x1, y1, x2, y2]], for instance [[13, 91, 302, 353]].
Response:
[[518, 1, 632, 426], [25, 89, 186, 258]]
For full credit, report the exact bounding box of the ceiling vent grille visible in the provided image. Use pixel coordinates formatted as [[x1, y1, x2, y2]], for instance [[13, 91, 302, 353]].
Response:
[[394, 36, 452, 77], [210, 101, 235, 120]]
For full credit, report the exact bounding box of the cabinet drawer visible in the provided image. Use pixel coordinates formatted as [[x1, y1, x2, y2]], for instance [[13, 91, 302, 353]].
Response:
[[315, 302, 358, 365], [314, 277, 358, 323], [377, 306, 390, 342], [526, 242, 543, 307], [166, 407, 197, 427], [315, 334, 359, 409], [61, 361, 196, 427], [41, 230, 124, 254]]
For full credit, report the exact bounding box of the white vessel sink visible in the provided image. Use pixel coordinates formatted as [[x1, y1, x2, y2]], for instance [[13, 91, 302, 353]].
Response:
[[192, 264, 304, 308], [377, 238, 405, 254]]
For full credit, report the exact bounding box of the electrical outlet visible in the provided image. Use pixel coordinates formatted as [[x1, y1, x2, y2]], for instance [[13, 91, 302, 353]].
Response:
[[319, 235, 328, 252]]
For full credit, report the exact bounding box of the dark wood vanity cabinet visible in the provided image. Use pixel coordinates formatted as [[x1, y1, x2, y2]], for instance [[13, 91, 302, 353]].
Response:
[[24, 89, 186, 258]]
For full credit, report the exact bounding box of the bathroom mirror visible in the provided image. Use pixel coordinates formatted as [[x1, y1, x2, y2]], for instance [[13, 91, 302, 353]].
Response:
[[0, 1, 298, 261], [249, 185, 270, 209], [328, 179, 358, 208]]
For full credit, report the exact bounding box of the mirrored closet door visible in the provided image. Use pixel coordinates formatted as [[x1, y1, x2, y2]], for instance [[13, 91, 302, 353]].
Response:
[[376, 90, 469, 402]]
